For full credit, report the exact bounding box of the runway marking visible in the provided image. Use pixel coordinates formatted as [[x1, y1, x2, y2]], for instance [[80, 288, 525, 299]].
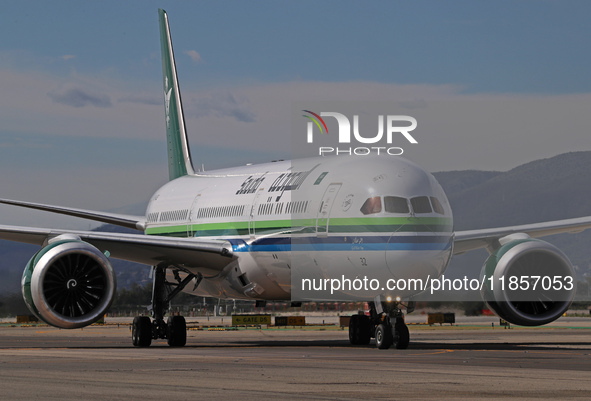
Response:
[[405, 349, 455, 356]]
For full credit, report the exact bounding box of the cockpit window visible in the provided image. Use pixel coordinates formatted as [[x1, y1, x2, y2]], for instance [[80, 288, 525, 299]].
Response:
[[384, 196, 410, 214], [430, 196, 445, 215], [360, 196, 382, 215], [410, 196, 432, 214]]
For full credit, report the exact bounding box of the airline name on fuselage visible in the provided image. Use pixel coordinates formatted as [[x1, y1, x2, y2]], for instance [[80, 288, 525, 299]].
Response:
[[235, 165, 319, 200]]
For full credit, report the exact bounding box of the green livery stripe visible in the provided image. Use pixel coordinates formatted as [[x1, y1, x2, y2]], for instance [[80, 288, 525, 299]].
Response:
[[145, 216, 453, 237], [195, 221, 250, 231]]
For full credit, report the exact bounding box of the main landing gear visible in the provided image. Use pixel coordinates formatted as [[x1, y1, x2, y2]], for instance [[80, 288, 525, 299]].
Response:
[[349, 300, 410, 350], [132, 266, 202, 347]]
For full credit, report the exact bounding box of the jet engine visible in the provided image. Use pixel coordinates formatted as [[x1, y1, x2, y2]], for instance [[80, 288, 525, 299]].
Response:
[[480, 234, 575, 326], [21, 234, 116, 329]]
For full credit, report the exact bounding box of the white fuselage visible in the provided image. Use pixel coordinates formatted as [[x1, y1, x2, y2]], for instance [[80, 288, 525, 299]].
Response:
[[144, 155, 454, 301]]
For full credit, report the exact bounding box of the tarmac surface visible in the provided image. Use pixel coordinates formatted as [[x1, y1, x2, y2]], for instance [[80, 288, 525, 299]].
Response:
[[1, 317, 591, 400]]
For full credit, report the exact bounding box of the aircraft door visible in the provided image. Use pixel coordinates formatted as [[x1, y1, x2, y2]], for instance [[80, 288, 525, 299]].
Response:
[[187, 191, 205, 237], [249, 188, 264, 239], [316, 183, 342, 237]]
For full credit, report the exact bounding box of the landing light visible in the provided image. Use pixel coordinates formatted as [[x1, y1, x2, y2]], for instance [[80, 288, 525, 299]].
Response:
[[395, 296, 401, 302], [386, 296, 392, 302]]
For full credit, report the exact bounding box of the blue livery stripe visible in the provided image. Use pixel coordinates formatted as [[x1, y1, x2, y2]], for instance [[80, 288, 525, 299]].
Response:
[[228, 235, 453, 252]]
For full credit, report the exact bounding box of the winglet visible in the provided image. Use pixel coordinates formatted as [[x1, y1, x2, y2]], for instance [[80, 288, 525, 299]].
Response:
[[158, 9, 195, 180]]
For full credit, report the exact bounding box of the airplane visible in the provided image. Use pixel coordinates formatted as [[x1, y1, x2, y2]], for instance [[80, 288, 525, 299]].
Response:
[[1, 8, 591, 349]]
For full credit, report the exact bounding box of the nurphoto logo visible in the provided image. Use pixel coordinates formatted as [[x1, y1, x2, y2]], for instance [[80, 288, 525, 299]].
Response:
[[302, 110, 418, 156]]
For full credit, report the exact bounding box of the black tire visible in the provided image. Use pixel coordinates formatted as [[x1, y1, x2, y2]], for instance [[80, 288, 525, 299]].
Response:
[[349, 315, 371, 345], [393, 323, 409, 349], [132, 316, 152, 347], [357, 315, 371, 345], [375, 324, 393, 350], [167, 315, 187, 347], [349, 315, 361, 345]]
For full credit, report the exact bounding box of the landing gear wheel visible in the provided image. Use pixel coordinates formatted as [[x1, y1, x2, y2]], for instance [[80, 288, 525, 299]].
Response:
[[349, 315, 371, 345], [349, 315, 360, 345], [393, 323, 409, 349], [375, 324, 393, 349], [132, 316, 152, 347], [167, 315, 187, 347]]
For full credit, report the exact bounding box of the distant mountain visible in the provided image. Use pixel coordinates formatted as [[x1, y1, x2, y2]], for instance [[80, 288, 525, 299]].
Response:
[[435, 151, 591, 230], [0, 241, 39, 293], [432, 170, 502, 196], [434, 151, 591, 280], [0, 226, 150, 294]]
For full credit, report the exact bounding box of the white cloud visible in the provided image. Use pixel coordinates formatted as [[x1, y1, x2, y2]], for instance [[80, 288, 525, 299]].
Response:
[[184, 50, 202, 64], [48, 85, 112, 108], [186, 90, 256, 122], [118, 93, 161, 106], [1, 63, 591, 186], [61, 54, 76, 61]]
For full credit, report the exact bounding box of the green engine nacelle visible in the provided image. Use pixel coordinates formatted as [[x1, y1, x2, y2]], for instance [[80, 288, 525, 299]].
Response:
[[480, 234, 575, 326], [22, 234, 116, 329]]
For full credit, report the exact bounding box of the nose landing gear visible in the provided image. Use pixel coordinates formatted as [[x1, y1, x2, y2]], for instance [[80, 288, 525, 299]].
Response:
[[348, 299, 410, 350]]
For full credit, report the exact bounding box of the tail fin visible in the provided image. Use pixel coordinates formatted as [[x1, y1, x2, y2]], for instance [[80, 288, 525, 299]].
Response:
[[158, 9, 195, 180]]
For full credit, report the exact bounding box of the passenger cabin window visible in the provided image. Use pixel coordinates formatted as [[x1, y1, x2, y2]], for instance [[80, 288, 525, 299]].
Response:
[[410, 196, 432, 214], [360, 196, 382, 215], [384, 196, 409, 214], [430, 196, 445, 215]]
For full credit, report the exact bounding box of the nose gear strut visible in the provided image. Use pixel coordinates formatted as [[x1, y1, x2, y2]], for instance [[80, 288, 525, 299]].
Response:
[[348, 297, 410, 350]]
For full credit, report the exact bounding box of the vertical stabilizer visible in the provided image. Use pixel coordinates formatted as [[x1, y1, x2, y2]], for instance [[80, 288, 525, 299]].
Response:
[[158, 9, 195, 180]]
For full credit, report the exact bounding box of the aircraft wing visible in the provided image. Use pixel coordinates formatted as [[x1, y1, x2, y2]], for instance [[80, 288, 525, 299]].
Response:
[[0, 198, 146, 231], [453, 216, 591, 255], [0, 225, 235, 275]]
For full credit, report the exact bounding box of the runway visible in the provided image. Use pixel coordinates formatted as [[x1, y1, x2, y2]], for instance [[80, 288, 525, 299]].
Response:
[[1, 319, 591, 400]]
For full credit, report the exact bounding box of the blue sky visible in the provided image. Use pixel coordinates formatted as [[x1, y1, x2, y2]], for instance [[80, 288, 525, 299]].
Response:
[[5, 1, 590, 92], [1, 1, 590, 226]]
